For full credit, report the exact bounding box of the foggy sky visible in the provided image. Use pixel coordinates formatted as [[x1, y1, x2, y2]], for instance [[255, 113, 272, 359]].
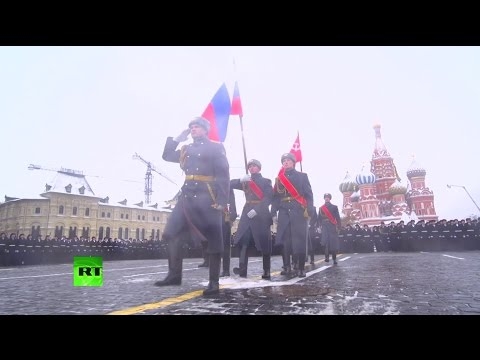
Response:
[[1, 46, 479, 220]]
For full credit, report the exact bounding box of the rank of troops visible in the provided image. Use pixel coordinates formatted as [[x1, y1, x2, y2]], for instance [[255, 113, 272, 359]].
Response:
[[0, 233, 171, 267], [338, 218, 480, 253], [2, 217, 479, 268]]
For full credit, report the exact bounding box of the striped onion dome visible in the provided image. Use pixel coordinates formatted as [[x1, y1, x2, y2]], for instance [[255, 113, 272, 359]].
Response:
[[406, 158, 426, 178], [350, 190, 360, 202], [355, 165, 376, 185], [339, 171, 357, 193], [389, 179, 407, 195]]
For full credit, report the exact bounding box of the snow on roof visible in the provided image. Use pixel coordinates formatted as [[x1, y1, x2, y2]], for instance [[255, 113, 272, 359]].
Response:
[[44, 170, 97, 197]]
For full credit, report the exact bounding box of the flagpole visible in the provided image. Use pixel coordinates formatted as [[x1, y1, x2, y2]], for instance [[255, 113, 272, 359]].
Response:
[[231, 57, 248, 174], [239, 114, 249, 174], [298, 131, 303, 172]]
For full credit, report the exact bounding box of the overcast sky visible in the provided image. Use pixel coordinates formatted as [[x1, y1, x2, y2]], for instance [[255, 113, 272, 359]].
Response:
[[1, 46, 479, 220]]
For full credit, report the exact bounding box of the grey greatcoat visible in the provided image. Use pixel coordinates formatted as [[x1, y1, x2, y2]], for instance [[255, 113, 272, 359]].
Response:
[[319, 202, 341, 252], [161, 135, 230, 254], [231, 173, 273, 254], [271, 168, 315, 255]]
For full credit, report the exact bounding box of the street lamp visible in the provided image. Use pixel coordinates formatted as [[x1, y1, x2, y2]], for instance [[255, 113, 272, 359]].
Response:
[[446, 184, 480, 213]]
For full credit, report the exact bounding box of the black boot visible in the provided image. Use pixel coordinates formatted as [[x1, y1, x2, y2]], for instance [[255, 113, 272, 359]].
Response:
[[280, 264, 292, 276], [220, 242, 231, 277], [333, 252, 338, 265], [198, 242, 209, 267], [298, 253, 306, 277], [310, 253, 315, 265], [154, 239, 182, 286], [233, 245, 248, 277], [220, 269, 230, 277], [280, 247, 292, 276], [262, 254, 271, 280], [203, 253, 221, 296], [292, 254, 298, 271]]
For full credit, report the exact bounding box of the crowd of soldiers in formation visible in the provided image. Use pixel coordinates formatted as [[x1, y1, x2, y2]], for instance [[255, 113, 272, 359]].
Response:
[[1, 217, 479, 267]]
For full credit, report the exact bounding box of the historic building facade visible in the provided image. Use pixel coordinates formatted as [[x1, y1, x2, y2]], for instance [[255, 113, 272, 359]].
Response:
[[0, 169, 171, 240], [339, 124, 438, 226]]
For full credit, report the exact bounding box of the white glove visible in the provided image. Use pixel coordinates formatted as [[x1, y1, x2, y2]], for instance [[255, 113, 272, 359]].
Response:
[[247, 209, 257, 219], [272, 216, 277, 225], [240, 174, 251, 183], [174, 128, 190, 143]]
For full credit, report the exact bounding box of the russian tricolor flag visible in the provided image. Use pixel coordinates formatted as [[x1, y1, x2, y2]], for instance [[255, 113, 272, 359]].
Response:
[[201, 83, 231, 142], [230, 81, 243, 117]]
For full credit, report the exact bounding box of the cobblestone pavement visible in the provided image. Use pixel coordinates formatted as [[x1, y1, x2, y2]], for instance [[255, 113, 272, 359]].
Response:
[[1, 251, 479, 315]]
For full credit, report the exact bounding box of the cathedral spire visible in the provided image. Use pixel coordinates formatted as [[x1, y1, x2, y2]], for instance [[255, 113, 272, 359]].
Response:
[[372, 123, 391, 158]]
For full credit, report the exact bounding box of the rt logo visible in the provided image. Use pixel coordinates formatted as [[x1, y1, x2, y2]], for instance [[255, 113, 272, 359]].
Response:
[[73, 256, 103, 287]]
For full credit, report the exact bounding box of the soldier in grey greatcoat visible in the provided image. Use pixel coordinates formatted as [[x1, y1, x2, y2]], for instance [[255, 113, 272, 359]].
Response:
[[318, 193, 342, 264], [231, 159, 273, 279], [271, 153, 315, 278], [154, 117, 230, 296]]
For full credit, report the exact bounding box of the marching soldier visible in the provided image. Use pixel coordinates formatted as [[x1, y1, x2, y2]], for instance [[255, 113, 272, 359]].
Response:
[[154, 117, 230, 296], [271, 153, 314, 278], [231, 159, 273, 279], [318, 193, 342, 264]]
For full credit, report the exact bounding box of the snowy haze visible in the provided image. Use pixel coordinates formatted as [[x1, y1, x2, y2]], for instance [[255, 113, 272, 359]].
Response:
[[1, 46, 479, 220]]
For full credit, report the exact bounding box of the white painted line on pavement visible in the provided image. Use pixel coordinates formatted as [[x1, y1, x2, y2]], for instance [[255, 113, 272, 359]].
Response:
[[122, 267, 199, 278], [442, 254, 465, 260], [0, 272, 72, 280]]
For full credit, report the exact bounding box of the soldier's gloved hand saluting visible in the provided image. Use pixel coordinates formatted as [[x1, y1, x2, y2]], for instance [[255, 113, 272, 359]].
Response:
[[174, 128, 190, 143]]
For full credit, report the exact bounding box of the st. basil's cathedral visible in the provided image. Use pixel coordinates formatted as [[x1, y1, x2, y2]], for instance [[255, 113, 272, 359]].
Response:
[[339, 124, 438, 226]]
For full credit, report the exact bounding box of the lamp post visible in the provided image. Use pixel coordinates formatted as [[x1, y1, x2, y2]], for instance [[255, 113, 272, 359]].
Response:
[[446, 184, 480, 213]]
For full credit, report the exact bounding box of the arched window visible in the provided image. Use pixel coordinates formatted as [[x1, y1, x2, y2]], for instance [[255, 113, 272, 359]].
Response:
[[118, 227, 123, 239], [106, 227, 111, 238], [85, 208, 90, 216], [73, 207, 78, 216], [69, 226, 77, 239], [59, 205, 64, 215], [55, 226, 64, 238], [98, 227, 104, 240]]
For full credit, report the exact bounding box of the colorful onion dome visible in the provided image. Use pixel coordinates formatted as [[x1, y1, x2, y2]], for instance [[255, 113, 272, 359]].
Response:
[[389, 179, 407, 195], [350, 190, 360, 202], [355, 165, 376, 185], [339, 171, 357, 193], [406, 157, 426, 178]]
